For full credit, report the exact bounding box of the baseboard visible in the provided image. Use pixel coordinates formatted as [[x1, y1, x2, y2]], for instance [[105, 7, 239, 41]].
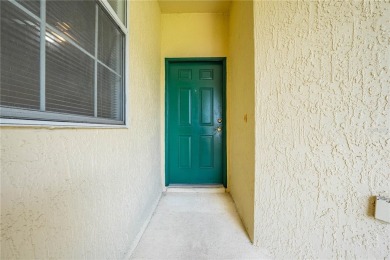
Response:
[[123, 192, 162, 259]]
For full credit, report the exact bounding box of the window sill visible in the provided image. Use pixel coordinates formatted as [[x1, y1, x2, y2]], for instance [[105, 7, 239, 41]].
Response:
[[0, 118, 128, 129]]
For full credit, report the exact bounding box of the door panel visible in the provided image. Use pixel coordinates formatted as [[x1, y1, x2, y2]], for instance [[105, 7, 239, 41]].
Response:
[[200, 88, 213, 125], [199, 135, 214, 168], [179, 136, 191, 168], [167, 60, 224, 185], [179, 88, 192, 126]]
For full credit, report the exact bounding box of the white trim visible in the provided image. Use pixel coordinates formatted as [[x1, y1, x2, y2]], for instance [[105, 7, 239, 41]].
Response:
[[98, 0, 127, 34], [124, 0, 129, 127], [94, 4, 99, 117], [39, 0, 46, 111], [0, 118, 128, 129], [1, 107, 124, 124]]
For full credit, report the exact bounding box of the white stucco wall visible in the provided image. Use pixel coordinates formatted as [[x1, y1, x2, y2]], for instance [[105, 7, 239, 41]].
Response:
[[254, 1, 390, 258], [0, 1, 162, 258], [228, 1, 255, 241]]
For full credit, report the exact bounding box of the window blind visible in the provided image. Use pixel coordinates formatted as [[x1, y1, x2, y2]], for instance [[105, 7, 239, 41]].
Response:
[[0, 0, 126, 125]]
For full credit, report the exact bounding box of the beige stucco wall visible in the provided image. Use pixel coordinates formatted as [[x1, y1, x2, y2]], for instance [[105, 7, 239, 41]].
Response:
[[227, 1, 255, 241], [161, 13, 229, 58], [160, 13, 229, 186], [253, 1, 390, 258], [0, 1, 162, 258]]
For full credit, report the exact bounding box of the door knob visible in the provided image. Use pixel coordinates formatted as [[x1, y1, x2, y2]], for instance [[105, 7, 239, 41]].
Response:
[[217, 126, 222, 132]]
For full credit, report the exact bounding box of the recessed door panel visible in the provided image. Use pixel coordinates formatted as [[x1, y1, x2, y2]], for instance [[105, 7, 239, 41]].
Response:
[[200, 135, 214, 168], [179, 136, 191, 168], [179, 69, 192, 80], [200, 88, 213, 125], [199, 69, 213, 80], [167, 60, 225, 185], [179, 88, 191, 126]]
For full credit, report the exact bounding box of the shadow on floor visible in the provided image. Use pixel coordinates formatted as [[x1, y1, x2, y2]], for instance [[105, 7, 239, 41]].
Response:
[[131, 192, 271, 260]]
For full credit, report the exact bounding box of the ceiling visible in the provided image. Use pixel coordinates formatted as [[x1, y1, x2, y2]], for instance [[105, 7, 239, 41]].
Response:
[[158, 0, 232, 13]]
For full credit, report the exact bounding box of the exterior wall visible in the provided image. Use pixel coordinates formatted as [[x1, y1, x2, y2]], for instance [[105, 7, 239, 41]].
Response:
[[161, 13, 229, 58], [253, 1, 390, 258], [160, 13, 229, 186], [228, 1, 255, 241], [0, 1, 162, 258]]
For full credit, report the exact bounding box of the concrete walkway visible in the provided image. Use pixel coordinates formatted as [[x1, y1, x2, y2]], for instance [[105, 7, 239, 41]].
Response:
[[131, 191, 271, 260]]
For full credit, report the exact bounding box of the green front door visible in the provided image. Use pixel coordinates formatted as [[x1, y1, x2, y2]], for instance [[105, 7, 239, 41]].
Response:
[[166, 59, 226, 186]]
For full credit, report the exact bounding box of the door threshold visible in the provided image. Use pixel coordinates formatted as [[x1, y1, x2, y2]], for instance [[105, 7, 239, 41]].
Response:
[[166, 184, 226, 193]]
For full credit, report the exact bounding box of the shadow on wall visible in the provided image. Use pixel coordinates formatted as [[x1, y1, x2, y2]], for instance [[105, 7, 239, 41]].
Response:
[[367, 196, 376, 217]]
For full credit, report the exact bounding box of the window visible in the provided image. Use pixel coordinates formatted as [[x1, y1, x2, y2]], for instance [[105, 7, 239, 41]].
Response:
[[0, 0, 127, 125]]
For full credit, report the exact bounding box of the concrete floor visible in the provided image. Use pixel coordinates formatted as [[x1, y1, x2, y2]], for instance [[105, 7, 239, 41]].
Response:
[[130, 191, 271, 260]]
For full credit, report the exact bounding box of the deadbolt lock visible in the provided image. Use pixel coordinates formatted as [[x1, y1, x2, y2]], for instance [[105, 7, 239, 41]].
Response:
[[217, 118, 222, 123]]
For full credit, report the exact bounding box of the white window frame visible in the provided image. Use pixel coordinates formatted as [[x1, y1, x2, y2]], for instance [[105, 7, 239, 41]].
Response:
[[0, 0, 129, 128]]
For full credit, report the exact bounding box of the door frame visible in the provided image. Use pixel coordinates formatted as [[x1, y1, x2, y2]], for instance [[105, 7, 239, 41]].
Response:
[[165, 57, 227, 188]]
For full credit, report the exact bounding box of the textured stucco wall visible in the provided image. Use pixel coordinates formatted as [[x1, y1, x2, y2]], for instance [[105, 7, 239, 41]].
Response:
[[0, 1, 162, 258], [228, 1, 255, 241], [160, 13, 229, 186], [254, 1, 390, 258]]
